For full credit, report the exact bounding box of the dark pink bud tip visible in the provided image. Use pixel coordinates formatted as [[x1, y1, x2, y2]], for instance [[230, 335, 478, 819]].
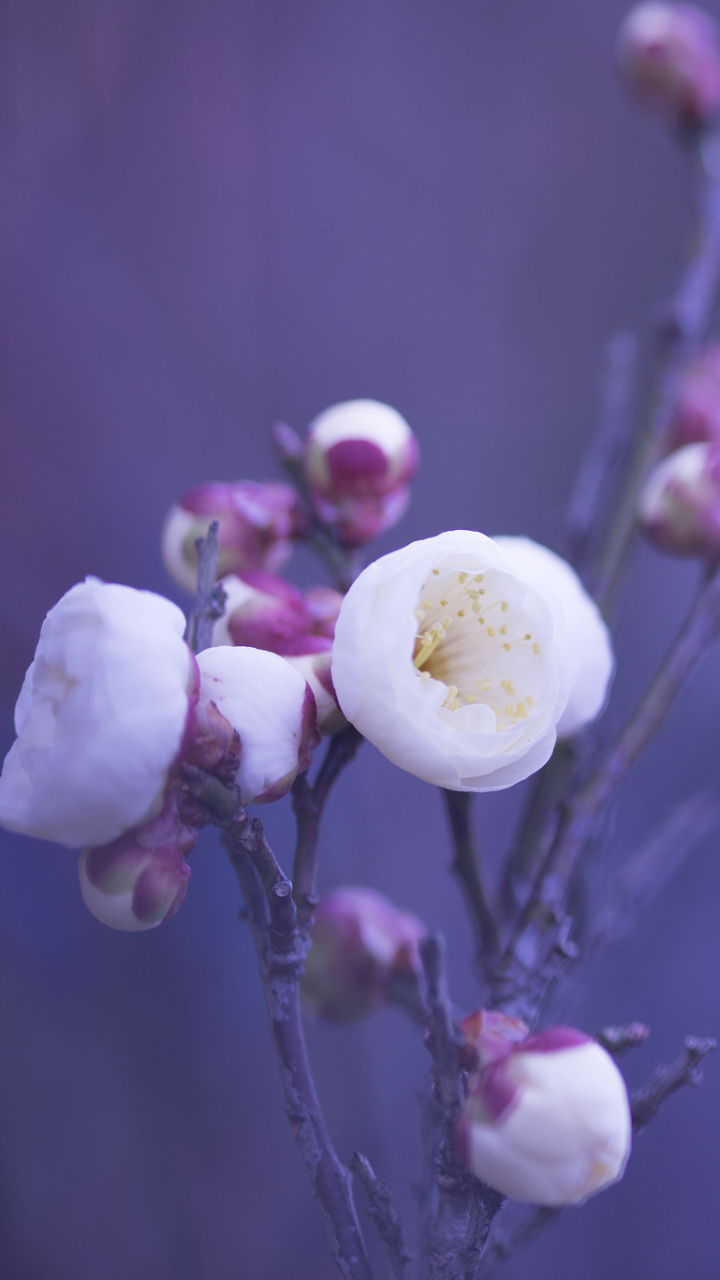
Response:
[[326, 439, 390, 497], [520, 1025, 592, 1055]]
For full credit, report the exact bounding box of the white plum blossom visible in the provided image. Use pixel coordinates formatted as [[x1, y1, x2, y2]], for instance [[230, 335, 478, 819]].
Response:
[[639, 441, 720, 558], [459, 1028, 632, 1206], [195, 646, 317, 804], [331, 531, 573, 792], [493, 537, 614, 738], [283, 652, 347, 734], [0, 579, 194, 848]]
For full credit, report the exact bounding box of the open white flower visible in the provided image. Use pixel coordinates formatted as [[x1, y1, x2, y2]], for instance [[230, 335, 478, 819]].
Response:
[[195, 646, 317, 803], [459, 1028, 632, 1206], [332, 531, 571, 791], [0, 579, 194, 848], [494, 537, 614, 738]]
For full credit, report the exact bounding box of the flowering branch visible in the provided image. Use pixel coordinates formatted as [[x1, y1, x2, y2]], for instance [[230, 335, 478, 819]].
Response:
[[220, 808, 374, 1280], [291, 726, 364, 933], [349, 1151, 412, 1279], [420, 934, 504, 1280], [184, 520, 227, 653], [441, 790, 500, 978]]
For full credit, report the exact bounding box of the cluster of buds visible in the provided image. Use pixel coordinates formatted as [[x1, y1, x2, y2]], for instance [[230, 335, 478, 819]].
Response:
[[640, 340, 720, 559], [162, 480, 306, 593], [617, 3, 720, 129], [0, 578, 319, 931], [212, 575, 346, 733], [301, 887, 426, 1021], [457, 1012, 632, 1206], [301, 400, 419, 546]]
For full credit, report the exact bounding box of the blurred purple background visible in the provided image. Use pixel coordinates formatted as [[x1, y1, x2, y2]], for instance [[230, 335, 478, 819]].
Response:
[[1, 1, 719, 1276]]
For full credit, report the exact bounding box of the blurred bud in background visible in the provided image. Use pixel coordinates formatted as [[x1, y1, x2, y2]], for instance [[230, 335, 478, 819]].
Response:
[[78, 791, 195, 932], [162, 481, 306, 592], [303, 400, 419, 546], [301, 886, 426, 1022], [212, 573, 342, 656], [458, 1027, 632, 1206], [194, 646, 317, 803], [639, 440, 720, 556], [617, 2, 720, 129], [666, 339, 720, 449]]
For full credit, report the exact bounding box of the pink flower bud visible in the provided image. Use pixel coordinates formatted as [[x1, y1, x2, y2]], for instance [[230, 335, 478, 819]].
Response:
[[458, 1027, 632, 1206], [458, 1009, 530, 1071], [310, 488, 412, 548], [304, 400, 419, 499], [617, 3, 720, 127], [78, 792, 195, 932], [301, 887, 426, 1022], [194, 646, 318, 803], [212, 575, 344, 658], [162, 481, 305, 593], [667, 340, 720, 449], [639, 441, 720, 557]]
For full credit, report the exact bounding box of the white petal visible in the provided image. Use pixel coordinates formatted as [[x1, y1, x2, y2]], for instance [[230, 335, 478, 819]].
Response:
[[0, 579, 192, 848], [196, 646, 311, 803], [494, 537, 614, 738], [332, 531, 568, 791]]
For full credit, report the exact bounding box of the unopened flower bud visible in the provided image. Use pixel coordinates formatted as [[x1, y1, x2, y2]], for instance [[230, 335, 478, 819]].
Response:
[[303, 400, 418, 545], [617, 3, 720, 127], [458, 1009, 530, 1071], [283, 652, 348, 734], [301, 887, 426, 1022], [213, 575, 344, 659], [194, 646, 317, 803], [458, 1027, 631, 1206], [162, 481, 304, 593], [667, 339, 720, 449], [0, 579, 195, 849], [79, 792, 195, 932], [639, 441, 720, 556]]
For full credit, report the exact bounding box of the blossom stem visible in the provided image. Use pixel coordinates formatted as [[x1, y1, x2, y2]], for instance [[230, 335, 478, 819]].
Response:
[[291, 725, 364, 933], [221, 811, 374, 1280], [420, 934, 505, 1280], [441, 790, 500, 974]]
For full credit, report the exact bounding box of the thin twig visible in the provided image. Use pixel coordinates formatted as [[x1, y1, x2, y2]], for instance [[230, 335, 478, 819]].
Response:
[[596, 1023, 650, 1058], [220, 811, 374, 1280], [350, 1152, 412, 1279], [441, 790, 500, 975], [273, 422, 362, 592], [500, 564, 720, 1008], [291, 725, 364, 932], [588, 791, 720, 951], [497, 742, 577, 921], [420, 935, 504, 1280], [631, 1036, 717, 1133], [477, 1206, 561, 1278], [566, 331, 638, 582], [184, 520, 227, 654], [592, 132, 720, 612]]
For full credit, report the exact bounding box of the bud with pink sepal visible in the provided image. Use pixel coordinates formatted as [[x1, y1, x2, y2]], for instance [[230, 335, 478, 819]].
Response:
[[162, 481, 306, 593], [617, 3, 720, 128], [639, 440, 720, 557], [458, 1023, 632, 1206], [301, 886, 426, 1022]]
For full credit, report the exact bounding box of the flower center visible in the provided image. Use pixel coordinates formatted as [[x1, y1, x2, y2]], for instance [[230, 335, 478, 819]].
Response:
[[413, 568, 545, 732]]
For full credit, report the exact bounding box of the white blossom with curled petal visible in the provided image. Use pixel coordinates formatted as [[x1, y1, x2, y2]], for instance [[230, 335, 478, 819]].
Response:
[[195, 646, 317, 804], [459, 1029, 631, 1206], [332, 530, 573, 792], [494, 537, 614, 738], [0, 579, 194, 848]]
